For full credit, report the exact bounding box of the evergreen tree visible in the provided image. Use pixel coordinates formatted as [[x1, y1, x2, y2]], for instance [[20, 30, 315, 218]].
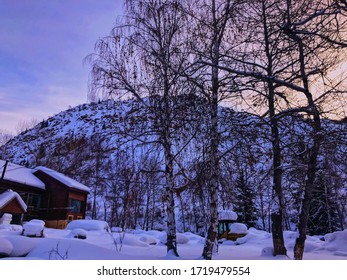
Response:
[[233, 172, 257, 228], [308, 171, 341, 235]]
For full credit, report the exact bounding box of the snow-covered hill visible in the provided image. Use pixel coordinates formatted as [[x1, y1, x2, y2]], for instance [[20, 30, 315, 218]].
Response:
[[1, 97, 347, 235]]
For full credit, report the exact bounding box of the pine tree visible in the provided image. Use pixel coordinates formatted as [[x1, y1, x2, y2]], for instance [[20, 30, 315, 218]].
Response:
[[308, 171, 341, 235], [233, 172, 257, 228]]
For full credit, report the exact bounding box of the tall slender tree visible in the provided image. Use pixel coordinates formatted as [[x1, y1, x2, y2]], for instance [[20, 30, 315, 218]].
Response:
[[279, 0, 347, 259], [87, 0, 189, 256], [184, 0, 242, 259]]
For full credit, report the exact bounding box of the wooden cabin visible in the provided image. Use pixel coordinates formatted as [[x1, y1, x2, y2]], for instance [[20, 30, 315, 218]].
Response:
[[0, 160, 90, 228], [34, 167, 89, 229]]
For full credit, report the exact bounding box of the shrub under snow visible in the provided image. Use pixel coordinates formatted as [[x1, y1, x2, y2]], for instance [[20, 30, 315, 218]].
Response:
[[66, 219, 110, 232], [22, 219, 45, 237]]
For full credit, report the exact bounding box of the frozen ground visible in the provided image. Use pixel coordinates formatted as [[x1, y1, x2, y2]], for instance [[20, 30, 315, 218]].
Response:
[[1, 223, 347, 260]]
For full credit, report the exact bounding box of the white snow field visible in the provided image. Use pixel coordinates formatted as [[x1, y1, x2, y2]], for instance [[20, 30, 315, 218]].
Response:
[[1, 220, 347, 260]]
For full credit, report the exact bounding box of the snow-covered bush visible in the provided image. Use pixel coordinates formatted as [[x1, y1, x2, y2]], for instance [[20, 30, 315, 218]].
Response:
[[69, 228, 88, 239], [0, 223, 23, 232], [22, 219, 45, 237], [66, 219, 110, 232], [111, 227, 123, 233], [138, 235, 157, 245]]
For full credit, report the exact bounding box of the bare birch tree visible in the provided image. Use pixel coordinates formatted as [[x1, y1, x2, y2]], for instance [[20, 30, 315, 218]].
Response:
[[198, 0, 347, 259], [184, 0, 243, 259], [279, 0, 347, 260], [86, 0, 189, 256]]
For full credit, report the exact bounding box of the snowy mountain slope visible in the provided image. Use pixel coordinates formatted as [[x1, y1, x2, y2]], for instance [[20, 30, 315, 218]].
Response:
[[0, 97, 265, 230], [1, 97, 346, 234], [0, 96, 263, 176]]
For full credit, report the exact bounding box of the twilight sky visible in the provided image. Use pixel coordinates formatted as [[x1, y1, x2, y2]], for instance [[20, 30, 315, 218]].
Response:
[[0, 0, 123, 134]]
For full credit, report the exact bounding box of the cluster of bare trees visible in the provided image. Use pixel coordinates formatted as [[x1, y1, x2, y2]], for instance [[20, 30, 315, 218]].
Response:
[[86, 0, 347, 260]]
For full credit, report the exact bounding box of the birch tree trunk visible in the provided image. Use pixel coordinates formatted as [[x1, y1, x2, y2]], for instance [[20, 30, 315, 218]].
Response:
[[261, 0, 287, 256], [163, 139, 178, 255], [199, 0, 235, 260]]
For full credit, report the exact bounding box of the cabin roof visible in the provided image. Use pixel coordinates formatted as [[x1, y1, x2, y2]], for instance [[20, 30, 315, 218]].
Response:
[[0, 159, 45, 190], [0, 189, 27, 211], [1, 160, 89, 193], [218, 209, 238, 221], [35, 166, 90, 193]]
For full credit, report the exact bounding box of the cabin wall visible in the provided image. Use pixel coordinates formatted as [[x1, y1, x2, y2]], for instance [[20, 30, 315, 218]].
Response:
[[0, 199, 23, 214], [33, 171, 69, 221]]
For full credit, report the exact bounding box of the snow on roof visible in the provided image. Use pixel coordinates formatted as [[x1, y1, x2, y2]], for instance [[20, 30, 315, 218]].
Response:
[[0, 160, 45, 190], [0, 189, 27, 211], [35, 166, 90, 193], [218, 209, 238, 221]]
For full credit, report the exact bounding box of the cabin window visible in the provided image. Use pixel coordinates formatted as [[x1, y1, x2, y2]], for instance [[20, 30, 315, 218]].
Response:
[[69, 199, 82, 213], [219, 222, 227, 234], [218, 221, 232, 234], [21, 193, 41, 211]]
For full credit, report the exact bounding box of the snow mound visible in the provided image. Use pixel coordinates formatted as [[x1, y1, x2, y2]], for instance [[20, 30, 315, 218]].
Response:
[[0, 224, 23, 233], [138, 235, 158, 245], [229, 223, 248, 234], [5, 235, 38, 257], [323, 230, 347, 254], [111, 227, 123, 233], [283, 231, 298, 240], [177, 233, 189, 244], [68, 228, 88, 239], [234, 233, 254, 245], [159, 232, 190, 245], [235, 228, 271, 245], [0, 237, 13, 256], [285, 232, 323, 253], [23, 219, 45, 237], [66, 219, 110, 232], [26, 238, 121, 260], [182, 232, 205, 244], [114, 234, 150, 247]]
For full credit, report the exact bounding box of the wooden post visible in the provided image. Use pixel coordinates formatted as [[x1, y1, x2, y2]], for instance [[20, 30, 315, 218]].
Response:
[[0, 160, 9, 189]]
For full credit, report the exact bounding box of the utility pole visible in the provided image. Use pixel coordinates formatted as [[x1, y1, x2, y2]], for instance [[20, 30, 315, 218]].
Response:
[[0, 160, 9, 190]]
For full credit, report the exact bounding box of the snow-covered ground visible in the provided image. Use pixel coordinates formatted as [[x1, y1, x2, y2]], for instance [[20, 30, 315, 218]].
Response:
[[1, 222, 347, 260]]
